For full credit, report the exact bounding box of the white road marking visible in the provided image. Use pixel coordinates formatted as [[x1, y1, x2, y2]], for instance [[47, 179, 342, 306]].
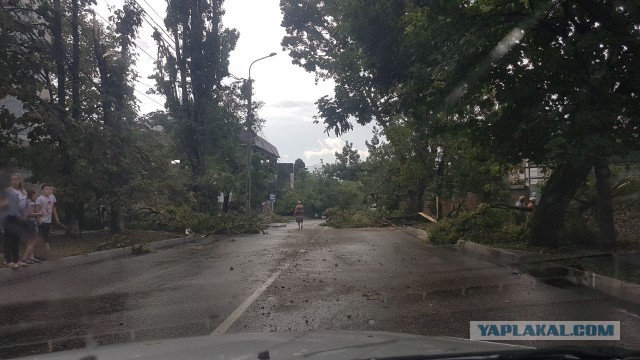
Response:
[[211, 263, 290, 335]]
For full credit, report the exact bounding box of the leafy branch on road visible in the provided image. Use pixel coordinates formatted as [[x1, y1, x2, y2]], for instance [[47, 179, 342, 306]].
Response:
[[127, 206, 286, 235], [321, 208, 399, 229]]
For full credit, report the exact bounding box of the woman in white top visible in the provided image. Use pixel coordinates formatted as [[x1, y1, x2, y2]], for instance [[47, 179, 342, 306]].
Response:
[[2, 173, 29, 268]]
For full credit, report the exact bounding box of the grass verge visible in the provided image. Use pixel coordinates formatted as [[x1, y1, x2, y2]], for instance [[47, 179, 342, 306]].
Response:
[[48, 229, 183, 258]]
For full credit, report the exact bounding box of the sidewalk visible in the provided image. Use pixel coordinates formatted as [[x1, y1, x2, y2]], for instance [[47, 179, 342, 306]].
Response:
[[0, 235, 204, 284], [0, 222, 289, 284], [404, 226, 640, 306]]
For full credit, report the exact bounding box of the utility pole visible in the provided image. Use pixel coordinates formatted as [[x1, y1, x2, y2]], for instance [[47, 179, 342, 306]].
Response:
[[245, 52, 276, 212]]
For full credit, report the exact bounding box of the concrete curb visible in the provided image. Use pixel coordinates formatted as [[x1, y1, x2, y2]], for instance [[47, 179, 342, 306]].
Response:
[[402, 226, 640, 305], [455, 240, 536, 266], [455, 240, 640, 306], [404, 227, 429, 242], [145, 235, 198, 250], [0, 235, 199, 284]]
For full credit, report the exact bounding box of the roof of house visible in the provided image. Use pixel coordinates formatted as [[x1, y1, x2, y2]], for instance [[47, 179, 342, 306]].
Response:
[[253, 135, 280, 158], [239, 130, 280, 159]]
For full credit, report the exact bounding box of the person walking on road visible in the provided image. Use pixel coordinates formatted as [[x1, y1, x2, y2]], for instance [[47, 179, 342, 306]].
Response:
[[294, 201, 304, 229]]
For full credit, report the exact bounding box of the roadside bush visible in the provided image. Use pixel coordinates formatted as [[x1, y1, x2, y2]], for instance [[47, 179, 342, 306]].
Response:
[[126, 205, 265, 234], [501, 224, 529, 243], [257, 212, 291, 224], [560, 210, 599, 247], [428, 204, 528, 245], [429, 220, 460, 244], [322, 208, 391, 228]]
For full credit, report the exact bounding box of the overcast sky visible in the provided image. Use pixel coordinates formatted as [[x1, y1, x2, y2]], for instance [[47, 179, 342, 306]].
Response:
[[97, 0, 376, 168]]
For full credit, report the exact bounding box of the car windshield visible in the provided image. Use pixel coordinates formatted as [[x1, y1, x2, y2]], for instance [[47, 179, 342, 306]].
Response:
[[1, 0, 640, 359]]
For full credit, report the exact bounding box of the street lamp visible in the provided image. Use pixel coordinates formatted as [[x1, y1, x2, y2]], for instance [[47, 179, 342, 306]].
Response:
[[246, 52, 277, 212]]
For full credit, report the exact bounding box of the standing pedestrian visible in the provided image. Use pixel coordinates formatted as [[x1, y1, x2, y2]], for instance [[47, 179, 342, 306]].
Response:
[[1, 173, 29, 268], [294, 201, 304, 229], [36, 183, 60, 258], [527, 197, 536, 209], [21, 189, 42, 264], [514, 195, 527, 224], [525, 197, 536, 225]]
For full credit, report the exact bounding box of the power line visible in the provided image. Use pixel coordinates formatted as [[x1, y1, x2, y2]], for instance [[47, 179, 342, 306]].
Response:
[[90, 8, 158, 71], [131, 0, 226, 93], [135, 43, 156, 62], [129, 1, 229, 99], [132, 2, 176, 53], [135, 79, 155, 89], [92, 10, 111, 27], [134, 88, 164, 107], [101, 0, 177, 54], [138, 0, 168, 33], [95, 0, 176, 54], [142, 14, 176, 54], [134, 0, 174, 44], [133, 0, 235, 112], [92, 4, 227, 121]]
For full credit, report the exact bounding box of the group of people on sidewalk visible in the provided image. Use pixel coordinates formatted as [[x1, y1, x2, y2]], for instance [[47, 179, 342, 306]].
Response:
[[515, 195, 536, 224], [515, 196, 536, 210], [0, 173, 60, 269]]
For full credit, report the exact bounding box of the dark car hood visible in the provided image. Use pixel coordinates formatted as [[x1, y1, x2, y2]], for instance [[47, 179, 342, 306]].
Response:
[[19, 331, 528, 360]]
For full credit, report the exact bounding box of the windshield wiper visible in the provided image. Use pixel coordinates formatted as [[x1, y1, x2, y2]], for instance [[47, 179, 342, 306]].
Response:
[[369, 346, 640, 360]]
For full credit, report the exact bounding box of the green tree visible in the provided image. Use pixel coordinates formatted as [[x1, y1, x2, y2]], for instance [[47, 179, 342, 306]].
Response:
[[281, 0, 640, 248], [90, 0, 143, 233], [151, 0, 239, 180], [1, 0, 166, 235], [277, 168, 364, 216], [1, 0, 103, 236], [293, 158, 308, 182], [322, 141, 362, 181]]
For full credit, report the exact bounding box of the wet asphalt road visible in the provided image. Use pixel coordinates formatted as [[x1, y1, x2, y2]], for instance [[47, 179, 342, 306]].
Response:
[[2, 219, 640, 358]]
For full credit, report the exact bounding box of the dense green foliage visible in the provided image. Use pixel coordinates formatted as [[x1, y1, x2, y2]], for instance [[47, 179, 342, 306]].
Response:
[[280, 0, 640, 248], [0, 0, 274, 235], [321, 208, 391, 229], [276, 168, 365, 217], [429, 206, 529, 245]]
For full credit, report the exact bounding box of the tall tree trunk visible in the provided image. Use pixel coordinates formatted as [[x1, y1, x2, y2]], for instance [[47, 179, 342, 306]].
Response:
[[188, 0, 206, 178], [110, 202, 124, 234], [174, 27, 197, 177], [53, 0, 83, 237], [593, 157, 616, 250], [223, 193, 230, 213], [63, 0, 84, 238], [435, 152, 446, 219], [92, 18, 111, 125], [407, 178, 426, 214], [71, 0, 80, 123], [530, 160, 593, 248], [52, 0, 66, 120], [64, 202, 84, 238], [174, 30, 190, 111], [92, 15, 123, 233]]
